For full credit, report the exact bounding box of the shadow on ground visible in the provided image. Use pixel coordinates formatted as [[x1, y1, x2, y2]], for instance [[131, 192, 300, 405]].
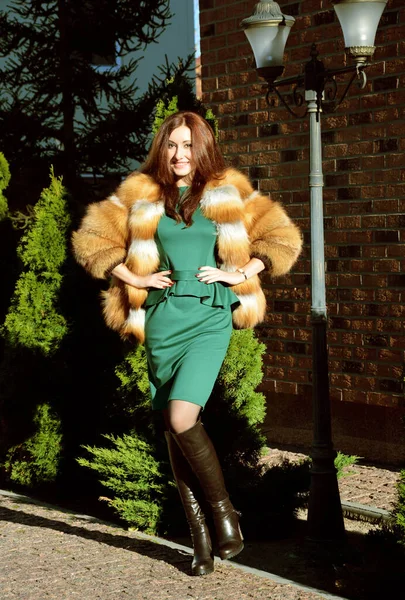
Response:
[[2, 493, 405, 600], [0, 497, 191, 576], [172, 516, 405, 600]]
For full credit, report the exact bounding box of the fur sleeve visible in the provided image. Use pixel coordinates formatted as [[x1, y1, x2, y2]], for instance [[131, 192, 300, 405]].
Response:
[[244, 192, 302, 277], [72, 195, 129, 279]]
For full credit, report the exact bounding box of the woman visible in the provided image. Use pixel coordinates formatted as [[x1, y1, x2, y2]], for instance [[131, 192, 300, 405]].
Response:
[[72, 111, 302, 576]]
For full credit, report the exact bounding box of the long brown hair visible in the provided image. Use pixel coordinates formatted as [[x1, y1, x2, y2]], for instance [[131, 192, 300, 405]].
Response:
[[141, 111, 226, 225]]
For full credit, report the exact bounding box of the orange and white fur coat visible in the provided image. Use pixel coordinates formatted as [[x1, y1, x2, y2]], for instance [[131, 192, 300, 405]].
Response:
[[72, 168, 302, 343]]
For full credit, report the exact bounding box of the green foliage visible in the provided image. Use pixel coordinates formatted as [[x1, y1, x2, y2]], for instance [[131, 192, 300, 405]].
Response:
[[0, 152, 10, 221], [113, 345, 154, 431], [9, 205, 35, 230], [204, 108, 219, 140], [115, 345, 151, 402], [218, 329, 266, 426], [393, 469, 405, 542], [78, 434, 169, 533], [4, 404, 62, 487], [1, 171, 70, 354], [0, 0, 193, 180], [334, 451, 361, 479], [17, 173, 70, 270], [152, 95, 179, 135], [151, 76, 219, 141]]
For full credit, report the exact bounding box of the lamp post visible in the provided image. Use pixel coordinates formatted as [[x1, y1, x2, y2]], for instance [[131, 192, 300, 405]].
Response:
[[242, 0, 388, 542]]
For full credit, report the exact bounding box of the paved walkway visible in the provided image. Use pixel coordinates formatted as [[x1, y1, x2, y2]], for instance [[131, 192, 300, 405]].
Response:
[[0, 490, 347, 600]]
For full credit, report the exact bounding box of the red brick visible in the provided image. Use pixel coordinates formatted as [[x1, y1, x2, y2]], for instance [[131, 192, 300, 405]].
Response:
[[361, 185, 386, 199], [362, 274, 388, 287], [341, 333, 363, 345], [387, 184, 405, 197], [216, 18, 237, 35], [353, 347, 377, 360], [338, 274, 362, 287], [227, 31, 246, 46], [375, 259, 401, 273], [361, 156, 384, 170], [374, 108, 400, 122], [225, 2, 252, 19], [387, 245, 405, 257], [378, 348, 403, 362], [353, 376, 377, 392], [275, 381, 298, 394], [202, 77, 218, 92], [210, 61, 228, 76], [352, 289, 375, 301], [361, 215, 385, 228], [367, 393, 402, 408], [362, 246, 386, 258]]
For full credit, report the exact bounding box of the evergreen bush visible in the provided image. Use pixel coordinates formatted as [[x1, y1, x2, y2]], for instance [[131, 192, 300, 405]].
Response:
[[2, 171, 70, 354], [218, 329, 266, 425], [0, 152, 10, 222], [334, 451, 360, 479], [393, 468, 405, 543], [0, 171, 69, 486], [77, 434, 170, 533], [4, 404, 62, 487]]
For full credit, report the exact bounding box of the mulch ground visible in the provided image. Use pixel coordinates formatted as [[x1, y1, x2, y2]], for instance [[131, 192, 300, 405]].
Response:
[[262, 447, 401, 511]]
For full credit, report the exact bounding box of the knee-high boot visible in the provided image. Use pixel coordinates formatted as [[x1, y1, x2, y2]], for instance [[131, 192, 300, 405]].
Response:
[[165, 431, 214, 576], [172, 420, 244, 561]]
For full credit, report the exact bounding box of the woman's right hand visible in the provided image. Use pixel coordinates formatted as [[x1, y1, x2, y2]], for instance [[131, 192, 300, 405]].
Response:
[[111, 263, 173, 289], [137, 270, 173, 289]]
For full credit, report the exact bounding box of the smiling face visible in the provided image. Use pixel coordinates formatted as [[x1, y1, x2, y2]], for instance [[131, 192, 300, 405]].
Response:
[[167, 125, 195, 186]]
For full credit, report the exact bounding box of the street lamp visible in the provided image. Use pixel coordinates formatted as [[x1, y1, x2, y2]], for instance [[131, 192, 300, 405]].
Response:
[[242, 0, 388, 542]]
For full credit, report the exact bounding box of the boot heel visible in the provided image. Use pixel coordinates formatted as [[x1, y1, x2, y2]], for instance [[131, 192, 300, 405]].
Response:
[[212, 501, 244, 560]]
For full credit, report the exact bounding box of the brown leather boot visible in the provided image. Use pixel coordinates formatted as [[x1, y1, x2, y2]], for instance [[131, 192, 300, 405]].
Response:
[[172, 421, 244, 561], [165, 431, 214, 576]]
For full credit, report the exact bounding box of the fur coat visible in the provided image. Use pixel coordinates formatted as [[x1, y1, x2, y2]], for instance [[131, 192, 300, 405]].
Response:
[[72, 168, 302, 343]]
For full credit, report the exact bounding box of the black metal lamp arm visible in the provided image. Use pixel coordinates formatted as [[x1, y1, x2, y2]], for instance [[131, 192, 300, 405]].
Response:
[[262, 43, 369, 115]]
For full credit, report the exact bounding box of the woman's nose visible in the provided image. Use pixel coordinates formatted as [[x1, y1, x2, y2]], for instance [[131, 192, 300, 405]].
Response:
[[174, 146, 185, 159]]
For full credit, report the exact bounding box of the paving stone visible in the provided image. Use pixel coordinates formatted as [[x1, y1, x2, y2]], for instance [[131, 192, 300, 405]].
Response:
[[0, 494, 332, 600]]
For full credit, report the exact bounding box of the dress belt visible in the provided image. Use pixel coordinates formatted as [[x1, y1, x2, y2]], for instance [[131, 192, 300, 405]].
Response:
[[168, 270, 200, 281]]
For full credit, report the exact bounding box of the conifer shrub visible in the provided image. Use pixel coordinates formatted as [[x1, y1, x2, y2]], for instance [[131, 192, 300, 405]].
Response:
[[0, 171, 69, 486], [392, 468, 405, 544], [2, 171, 70, 354], [4, 403, 62, 487], [0, 152, 10, 222], [0, 152, 16, 328], [218, 329, 266, 425], [114, 345, 152, 424], [77, 434, 170, 533]]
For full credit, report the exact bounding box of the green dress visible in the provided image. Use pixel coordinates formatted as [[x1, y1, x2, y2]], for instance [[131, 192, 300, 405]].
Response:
[[144, 187, 240, 410]]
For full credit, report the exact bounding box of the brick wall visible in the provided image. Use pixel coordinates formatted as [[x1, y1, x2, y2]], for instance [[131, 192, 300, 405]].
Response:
[[199, 0, 405, 463]]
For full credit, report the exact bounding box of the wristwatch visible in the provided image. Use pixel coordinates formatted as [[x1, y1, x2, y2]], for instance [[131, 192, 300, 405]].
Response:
[[236, 268, 248, 280]]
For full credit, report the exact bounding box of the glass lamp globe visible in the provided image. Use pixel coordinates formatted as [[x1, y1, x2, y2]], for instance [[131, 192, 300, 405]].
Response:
[[241, 1, 295, 82], [332, 0, 388, 64]]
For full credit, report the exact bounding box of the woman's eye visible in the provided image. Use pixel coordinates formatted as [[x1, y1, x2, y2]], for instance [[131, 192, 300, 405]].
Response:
[[185, 143, 192, 148]]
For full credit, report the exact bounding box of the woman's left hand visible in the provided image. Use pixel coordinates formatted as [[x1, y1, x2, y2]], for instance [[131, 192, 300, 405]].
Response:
[[196, 266, 245, 285]]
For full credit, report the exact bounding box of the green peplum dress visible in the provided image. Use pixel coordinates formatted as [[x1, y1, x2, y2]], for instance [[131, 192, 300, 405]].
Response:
[[144, 187, 240, 410]]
